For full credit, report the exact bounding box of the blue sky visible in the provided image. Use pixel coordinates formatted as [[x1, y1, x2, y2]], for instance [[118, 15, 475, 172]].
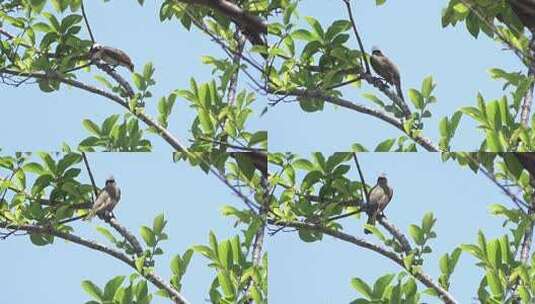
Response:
[[1, 0, 265, 151], [265, 0, 525, 152], [269, 153, 511, 303], [1, 0, 528, 303], [1, 152, 247, 304], [1, 152, 512, 304]]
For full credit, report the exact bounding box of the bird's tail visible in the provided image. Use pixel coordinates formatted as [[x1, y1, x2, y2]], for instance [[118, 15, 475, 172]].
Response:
[[364, 214, 376, 234]]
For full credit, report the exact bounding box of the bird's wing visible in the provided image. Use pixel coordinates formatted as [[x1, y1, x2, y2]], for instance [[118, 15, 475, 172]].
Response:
[[103, 46, 133, 67], [368, 185, 381, 206], [93, 190, 111, 212], [378, 186, 393, 212]]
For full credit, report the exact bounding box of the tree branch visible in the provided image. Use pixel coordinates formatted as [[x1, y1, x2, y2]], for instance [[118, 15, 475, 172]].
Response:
[[176, 0, 267, 40], [0, 221, 190, 304], [0, 68, 188, 152], [268, 87, 440, 151], [268, 219, 457, 304], [106, 216, 144, 256], [520, 36, 535, 126]]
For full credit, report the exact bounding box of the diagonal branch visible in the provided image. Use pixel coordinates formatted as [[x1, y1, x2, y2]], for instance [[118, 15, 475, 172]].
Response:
[[176, 0, 267, 40], [0, 68, 188, 152], [269, 87, 440, 151], [458, 0, 534, 70], [0, 221, 190, 304], [268, 219, 457, 304], [106, 216, 144, 256]]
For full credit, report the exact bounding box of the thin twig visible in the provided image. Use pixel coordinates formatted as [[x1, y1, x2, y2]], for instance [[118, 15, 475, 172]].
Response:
[[80, 0, 95, 43], [353, 153, 369, 203], [82, 152, 98, 199], [342, 0, 370, 73]]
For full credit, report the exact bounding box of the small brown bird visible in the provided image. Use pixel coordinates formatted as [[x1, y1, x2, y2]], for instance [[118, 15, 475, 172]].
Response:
[[90, 44, 134, 72], [85, 176, 121, 220], [370, 46, 404, 101], [364, 175, 393, 234]]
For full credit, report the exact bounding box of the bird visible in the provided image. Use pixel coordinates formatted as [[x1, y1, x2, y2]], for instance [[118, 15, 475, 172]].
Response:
[[84, 176, 121, 221], [89, 43, 134, 72], [364, 175, 393, 234], [370, 46, 404, 102]]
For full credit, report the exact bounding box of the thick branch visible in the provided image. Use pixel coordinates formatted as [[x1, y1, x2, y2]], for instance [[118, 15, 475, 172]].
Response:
[[268, 219, 457, 304], [95, 63, 134, 97], [106, 216, 144, 256], [378, 217, 412, 253], [177, 0, 266, 35]]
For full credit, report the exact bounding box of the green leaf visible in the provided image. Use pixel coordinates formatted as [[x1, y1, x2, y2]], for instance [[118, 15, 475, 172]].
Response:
[[23, 162, 45, 174], [486, 130, 505, 152], [29, 233, 53, 246], [135, 280, 148, 300], [350, 277, 372, 299], [103, 276, 125, 300], [96, 226, 118, 244], [486, 270, 504, 298], [217, 270, 236, 298], [408, 89, 424, 110], [140, 226, 156, 247], [421, 213, 435, 232], [408, 225, 424, 245], [153, 213, 166, 235], [101, 115, 120, 136], [373, 274, 395, 298], [218, 240, 233, 270], [304, 16, 324, 39], [421, 76, 433, 97], [248, 131, 267, 147], [82, 119, 101, 136], [374, 139, 395, 152], [135, 257, 145, 273], [81, 280, 104, 301]]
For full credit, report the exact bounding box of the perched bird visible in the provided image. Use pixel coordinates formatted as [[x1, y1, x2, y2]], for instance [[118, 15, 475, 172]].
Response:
[[85, 176, 121, 220], [89, 43, 134, 72], [370, 46, 404, 101], [364, 175, 393, 234]]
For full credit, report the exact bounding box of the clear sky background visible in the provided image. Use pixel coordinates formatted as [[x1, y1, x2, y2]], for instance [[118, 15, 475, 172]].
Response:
[[1, 0, 528, 303]]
